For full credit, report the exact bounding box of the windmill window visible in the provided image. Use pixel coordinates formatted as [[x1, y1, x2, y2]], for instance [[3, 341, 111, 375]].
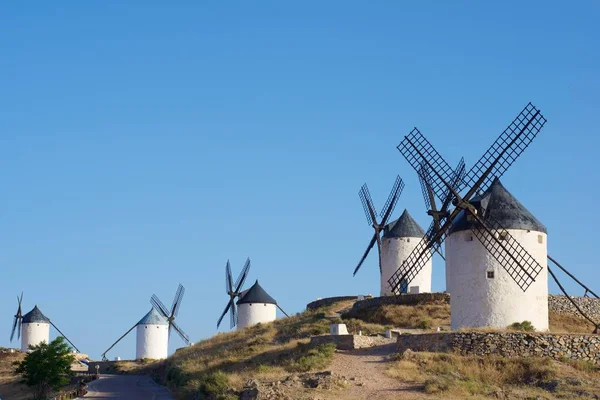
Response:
[[538, 235, 543, 244], [466, 235, 473, 242], [145, 326, 147, 329], [487, 270, 495, 279], [407, 238, 411, 243], [264, 304, 267, 306]]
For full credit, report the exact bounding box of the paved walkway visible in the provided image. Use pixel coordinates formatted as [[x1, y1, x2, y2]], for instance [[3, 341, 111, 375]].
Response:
[[83, 374, 173, 399]]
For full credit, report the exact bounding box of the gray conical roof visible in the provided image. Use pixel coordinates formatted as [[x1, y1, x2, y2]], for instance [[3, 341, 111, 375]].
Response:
[[137, 308, 168, 326], [237, 280, 277, 305], [22, 306, 50, 324], [449, 179, 546, 234], [383, 209, 426, 238]]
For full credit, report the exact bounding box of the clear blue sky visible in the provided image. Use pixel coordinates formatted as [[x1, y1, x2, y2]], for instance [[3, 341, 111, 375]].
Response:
[[1, 2, 599, 359]]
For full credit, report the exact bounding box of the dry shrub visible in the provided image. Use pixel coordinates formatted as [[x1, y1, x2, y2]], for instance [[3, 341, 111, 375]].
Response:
[[387, 351, 559, 396], [549, 312, 596, 333], [344, 304, 450, 329]]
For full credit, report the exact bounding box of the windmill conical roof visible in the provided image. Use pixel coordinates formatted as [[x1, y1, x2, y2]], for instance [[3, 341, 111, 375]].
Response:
[[236, 280, 277, 305], [22, 306, 50, 324], [449, 179, 547, 234], [137, 308, 168, 326], [383, 209, 426, 238]]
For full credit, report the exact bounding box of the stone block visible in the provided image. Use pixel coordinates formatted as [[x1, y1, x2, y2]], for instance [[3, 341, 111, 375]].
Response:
[[330, 324, 349, 335]]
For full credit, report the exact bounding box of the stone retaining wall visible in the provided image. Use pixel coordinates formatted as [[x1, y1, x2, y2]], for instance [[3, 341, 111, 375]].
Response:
[[548, 295, 600, 320], [306, 296, 359, 310], [310, 334, 394, 350], [397, 332, 600, 362]]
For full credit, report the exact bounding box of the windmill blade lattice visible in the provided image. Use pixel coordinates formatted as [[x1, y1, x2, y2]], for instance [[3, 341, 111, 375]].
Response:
[[463, 103, 546, 194], [468, 210, 544, 291], [353, 176, 405, 276], [217, 258, 251, 329], [10, 292, 24, 342], [380, 176, 405, 219], [150, 284, 190, 345], [398, 128, 456, 202], [359, 184, 377, 226]]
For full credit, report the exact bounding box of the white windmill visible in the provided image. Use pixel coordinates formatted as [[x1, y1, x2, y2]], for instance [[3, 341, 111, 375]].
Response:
[[10, 293, 80, 353], [217, 259, 288, 330], [381, 209, 431, 295], [354, 176, 415, 296], [101, 284, 190, 361], [389, 102, 549, 331], [236, 280, 288, 328], [445, 179, 548, 330]]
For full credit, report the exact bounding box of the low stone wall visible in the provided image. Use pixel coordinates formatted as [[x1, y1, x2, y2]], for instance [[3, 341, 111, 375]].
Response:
[[87, 361, 121, 374], [548, 295, 600, 320], [306, 296, 359, 310], [311, 334, 395, 350], [397, 332, 600, 362]]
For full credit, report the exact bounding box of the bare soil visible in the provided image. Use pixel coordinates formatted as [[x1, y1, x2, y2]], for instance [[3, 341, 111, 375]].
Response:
[[329, 343, 431, 400]]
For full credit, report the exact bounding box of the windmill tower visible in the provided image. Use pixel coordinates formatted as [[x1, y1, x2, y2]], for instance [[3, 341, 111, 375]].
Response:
[[10, 293, 80, 353], [217, 259, 288, 330], [380, 210, 431, 295], [21, 306, 50, 352], [236, 280, 287, 328], [353, 176, 409, 296], [389, 102, 550, 330], [446, 179, 548, 330], [101, 284, 190, 361], [135, 308, 169, 360]]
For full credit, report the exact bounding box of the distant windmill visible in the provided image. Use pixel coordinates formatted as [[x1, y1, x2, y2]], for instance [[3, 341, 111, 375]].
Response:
[[217, 258, 288, 330], [217, 258, 251, 329], [101, 284, 190, 361], [353, 175, 404, 277], [150, 283, 190, 345], [10, 293, 80, 353]]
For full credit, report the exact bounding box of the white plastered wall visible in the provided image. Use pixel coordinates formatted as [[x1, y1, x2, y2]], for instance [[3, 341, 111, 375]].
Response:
[[237, 303, 277, 329], [446, 229, 548, 331], [380, 236, 432, 296], [21, 322, 50, 352], [136, 324, 169, 360]]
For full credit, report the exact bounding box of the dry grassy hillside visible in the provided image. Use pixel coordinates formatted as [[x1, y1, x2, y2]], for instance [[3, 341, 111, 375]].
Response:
[[112, 300, 600, 399], [0, 350, 29, 400], [343, 302, 597, 334]]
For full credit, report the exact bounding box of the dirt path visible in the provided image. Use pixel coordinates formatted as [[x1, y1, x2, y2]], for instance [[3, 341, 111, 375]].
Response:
[[329, 343, 428, 400]]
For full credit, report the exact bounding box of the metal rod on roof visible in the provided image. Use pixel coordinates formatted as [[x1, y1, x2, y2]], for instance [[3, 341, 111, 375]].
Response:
[[547, 266, 599, 334], [49, 321, 80, 353]]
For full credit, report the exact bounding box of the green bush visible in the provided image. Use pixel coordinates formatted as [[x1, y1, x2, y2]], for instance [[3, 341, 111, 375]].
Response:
[[288, 343, 336, 372], [424, 376, 452, 393], [166, 365, 188, 387], [509, 321, 535, 332], [197, 371, 235, 400], [416, 318, 433, 330]]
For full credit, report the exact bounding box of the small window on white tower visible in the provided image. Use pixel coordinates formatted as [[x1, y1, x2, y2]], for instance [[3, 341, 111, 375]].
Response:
[[538, 234, 543, 244], [465, 235, 473, 242], [487, 270, 495, 279], [407, 238, 410, 243]]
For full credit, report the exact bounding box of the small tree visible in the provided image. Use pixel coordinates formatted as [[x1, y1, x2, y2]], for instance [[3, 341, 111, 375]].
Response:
[[14, 336, 75, 399]]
